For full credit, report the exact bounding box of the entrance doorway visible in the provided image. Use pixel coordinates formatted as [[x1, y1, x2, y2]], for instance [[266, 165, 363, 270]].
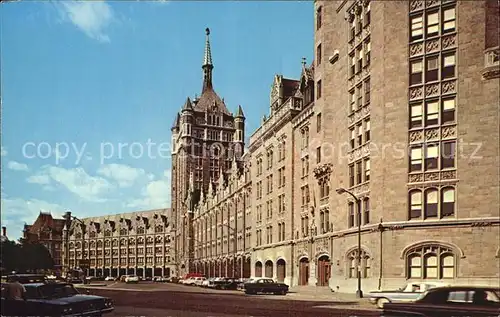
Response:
[[264, 260, 273, 278], [298, 257, 309, 286], [276, 259, 286, 282], [317, 255, 331, 286], [255, 261, 262, 277]]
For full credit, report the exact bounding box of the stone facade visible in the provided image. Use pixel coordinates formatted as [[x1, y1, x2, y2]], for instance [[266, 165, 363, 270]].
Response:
[[63, 209, 174, 279], [170, 28, 246, 277]]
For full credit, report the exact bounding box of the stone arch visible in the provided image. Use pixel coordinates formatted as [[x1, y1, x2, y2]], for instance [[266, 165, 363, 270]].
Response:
[[255, 261, 263, 277], [400, 240, 465, 259], [496, 247, 500, 258], [264, 260, 273, 278], [315, 252, 330, 261], [344, 245, 373, 260], [276, 258, 286, 283]]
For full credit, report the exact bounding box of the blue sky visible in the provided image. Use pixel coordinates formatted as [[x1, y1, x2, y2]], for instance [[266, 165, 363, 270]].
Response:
[[0, 0, 313, 240]]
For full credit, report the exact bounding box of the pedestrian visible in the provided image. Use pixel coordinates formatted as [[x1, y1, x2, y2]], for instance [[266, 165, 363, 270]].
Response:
[[5, 276, 26, 300]]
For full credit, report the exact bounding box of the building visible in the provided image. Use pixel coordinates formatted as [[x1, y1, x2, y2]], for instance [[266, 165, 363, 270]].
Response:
[[170, 28, 246, 277], [311, 0, 499, 292], [1, 226, 9, 243], [63, 209, 173, 279], [23, 212, 65, 272], [189, 0, 499, 292]]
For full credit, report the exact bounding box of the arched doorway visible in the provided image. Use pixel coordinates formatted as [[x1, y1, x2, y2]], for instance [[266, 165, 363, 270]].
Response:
[[255, 261, 262, 277], [298, 257, 309, 286], [317, 255, 331, 286], [276, 259, 286, 283], [264, 260, 273, 278]]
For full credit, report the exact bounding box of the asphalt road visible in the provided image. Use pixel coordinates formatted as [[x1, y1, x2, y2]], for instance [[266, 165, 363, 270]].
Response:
[[86, 287, 380, 317]]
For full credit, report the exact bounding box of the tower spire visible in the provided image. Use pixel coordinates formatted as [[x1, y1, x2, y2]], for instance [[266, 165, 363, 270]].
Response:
[[202, 27, 214, 93]]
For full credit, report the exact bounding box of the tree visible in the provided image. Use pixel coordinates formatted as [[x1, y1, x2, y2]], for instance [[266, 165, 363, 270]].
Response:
[[0, 239, 54, 273]]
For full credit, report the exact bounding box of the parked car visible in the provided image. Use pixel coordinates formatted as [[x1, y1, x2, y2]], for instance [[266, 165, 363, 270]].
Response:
[[381, 286, 500, 317], [1, 282, 114, 317], [124, 275, 139, 284], [244, 278, 288, 295], [193, 277, 207, 286], [5, 274, 47, 284], [104, 276, 116, 281], [237, 278, 254, 291], [213, 278, 239, 290], [167, 276, 180, 283], [201, 278, 213, 288], [369, 282, 449, 309]]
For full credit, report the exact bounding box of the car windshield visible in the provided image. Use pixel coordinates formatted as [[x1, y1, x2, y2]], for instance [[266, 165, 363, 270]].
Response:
[[39, 284, 79, 298]]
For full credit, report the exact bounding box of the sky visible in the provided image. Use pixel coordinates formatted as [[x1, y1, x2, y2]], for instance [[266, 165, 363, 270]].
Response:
[[0, 0, 313, 241]]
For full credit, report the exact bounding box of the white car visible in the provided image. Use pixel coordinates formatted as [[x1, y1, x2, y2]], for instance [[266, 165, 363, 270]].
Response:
[[183, 278, 195, 285], [194, 277, 206, 286], [124, 275, 139, 283], [104, 276, 115, 281]]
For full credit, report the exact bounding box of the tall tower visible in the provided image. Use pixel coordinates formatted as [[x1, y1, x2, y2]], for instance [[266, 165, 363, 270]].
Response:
[[170, 28, 246, 276]]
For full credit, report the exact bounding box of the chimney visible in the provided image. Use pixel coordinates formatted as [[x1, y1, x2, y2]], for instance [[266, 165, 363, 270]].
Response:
[[2, 226, 6, 236]]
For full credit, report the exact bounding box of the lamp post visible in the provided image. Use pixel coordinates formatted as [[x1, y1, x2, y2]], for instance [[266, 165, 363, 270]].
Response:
[[336, 187, 363, 298], [217, 223, 237, 278]]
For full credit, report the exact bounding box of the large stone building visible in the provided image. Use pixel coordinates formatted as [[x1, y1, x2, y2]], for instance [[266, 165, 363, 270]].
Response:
[[170, 28, 246, 277], [23, 212, 66, 272], [63, 209, 173, 279], [186, 0, 500, 293]]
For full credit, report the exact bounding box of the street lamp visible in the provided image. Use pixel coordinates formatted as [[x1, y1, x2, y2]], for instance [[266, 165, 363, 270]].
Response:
[[217, 223, 237, 278], [336, 187, 363, 298]]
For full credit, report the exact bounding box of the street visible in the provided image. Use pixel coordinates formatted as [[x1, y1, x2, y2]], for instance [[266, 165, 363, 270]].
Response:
[[82, 283, 379, 317]]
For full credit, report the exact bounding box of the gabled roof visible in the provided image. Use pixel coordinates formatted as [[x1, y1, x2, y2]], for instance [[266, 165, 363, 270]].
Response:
[[193, 88, 231, 115]]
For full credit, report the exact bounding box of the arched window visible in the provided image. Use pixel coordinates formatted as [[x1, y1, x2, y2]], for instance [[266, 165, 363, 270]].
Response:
[[409, 190, 422, 219], [424, 188, 438, 218], [346, 249, 370, 278], [406, 244, 456, 279], [441, 187, 455, 217]]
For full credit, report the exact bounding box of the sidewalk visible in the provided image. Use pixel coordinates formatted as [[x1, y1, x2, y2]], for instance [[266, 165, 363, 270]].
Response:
[[284, 286, 374, 308]]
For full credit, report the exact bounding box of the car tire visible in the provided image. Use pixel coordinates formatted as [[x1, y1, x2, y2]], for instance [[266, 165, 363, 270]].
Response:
[[376, 297, 390, 309], [280, 290, 286, 295]]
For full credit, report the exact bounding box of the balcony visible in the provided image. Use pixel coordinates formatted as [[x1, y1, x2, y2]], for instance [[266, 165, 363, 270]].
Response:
[[482, 46, 499, 80]]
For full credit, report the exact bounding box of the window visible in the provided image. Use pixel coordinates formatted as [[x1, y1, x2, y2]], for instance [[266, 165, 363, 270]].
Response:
[[363, 198, 370, 224], [441, 187, 455, 217], [442, 53, 456, 79], [316, 146, 321, 163], [365, 40, 371, 66], [364, 79, 370, 104], [442, 98, 455, 124], [410, 147, 423, 172], [357, 124, 363, 145], [317, 113, 322, 132], [348, 203, 355, 228], [426, 11, 439, 37], [410, 60, 423, 85], [357, 47, 363, 72], [317, 44, 322, 66], [410, 103, 423, 128], [441, 141, 456, 169], [347, 249, 370, 278], [316, 6, 322, 30], [350, 18, 356, 41], [356, 161, 362, 184], [426, 56, 439, 82], [350, 54, 356, 77], [409, 190, 422, 219], [442, 7, 456, 34], [317, 80, 322, 99], [425, 100, 439, 126], [350, 128, 356, 149], [364, 2, 371, 26], [425, 189, 439, 218], [319, 178, 329, 198], [356, 85, 363, 108], [411, 15, 423, 41], [425, 144, 439, 170], [357, 13, 363, 33], [364, 159, 370, 181], [350, 90, 356, 112], [349, 164, 355, 187], [365, 119, 370, 141], [406, 245, 455, 279]]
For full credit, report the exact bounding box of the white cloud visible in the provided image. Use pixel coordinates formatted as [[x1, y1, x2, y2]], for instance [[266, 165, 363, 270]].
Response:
[[1, 197, 65, 241], [56, 0, 114, 42], [33, 166, 113, 202], [126, 169, 171, 209], [1, 146, 7, 156], [151, 0, 170, 5], [7, 161, 29, 172], [97, 164, 146, 188]]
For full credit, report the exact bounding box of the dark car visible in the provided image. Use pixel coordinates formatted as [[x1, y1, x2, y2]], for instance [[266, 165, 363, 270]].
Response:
[[6, 274, 48, 284], [244, 278, 288, 295], [1, 282, 114, 317], [213, 278, 239, 290], [381, 286, 500, 317]]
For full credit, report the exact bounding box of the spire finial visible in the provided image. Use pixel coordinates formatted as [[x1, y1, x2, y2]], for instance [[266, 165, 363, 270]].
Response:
[[202, 27, 214, 93], [302, 57, 307, 67]]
